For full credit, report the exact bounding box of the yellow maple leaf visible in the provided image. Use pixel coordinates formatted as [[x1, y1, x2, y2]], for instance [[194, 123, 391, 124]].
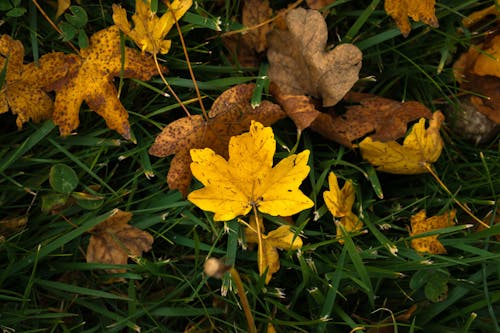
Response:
[[410, 209, 456, 254], [187, 121, 313, 221], [0, 34, 69, 129], [244, 216, 302, 284], [323, 171, 363, 243], [50, 26, 163, 139], [384, 0, 439, 38], [112, 0, 192, 55], [359, 111, 444, 174]]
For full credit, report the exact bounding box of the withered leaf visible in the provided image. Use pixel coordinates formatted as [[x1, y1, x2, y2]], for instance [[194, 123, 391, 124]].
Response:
[[50, 26, 164, 139], [272, 88, 432, 147], [0, 34, 69, 129], [86, 209, 154, 273], [306, 0, 336, 10], [267, 8, 362, 107], [223, 0, 273, 67], [149, 83, 286, 196], [384, 0, 439, 38]]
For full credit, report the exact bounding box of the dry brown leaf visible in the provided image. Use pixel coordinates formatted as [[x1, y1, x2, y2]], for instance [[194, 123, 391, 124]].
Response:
[[269, 83, 320, 131], [86, 209, 154, 273], [271, 88, 432, 147], [0, 216, 28, 238], [50, 26, 164, 139], [384, 0, 439, 38], [267, 8, 362, 107], [149, 83, 286, 196], [462, 5, 498, 29], [306, 0, 336, 10], [0, 35, 70, 129], [223, 0, 273, 67]]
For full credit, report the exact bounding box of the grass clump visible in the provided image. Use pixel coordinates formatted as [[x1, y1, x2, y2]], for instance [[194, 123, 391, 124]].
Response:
[[1, 0, 499, 332]]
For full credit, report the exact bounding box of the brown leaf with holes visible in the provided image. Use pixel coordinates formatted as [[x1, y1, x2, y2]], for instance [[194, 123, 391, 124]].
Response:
[[384, 0, 439, 38], [0, 34, 70, 129], [223, 0, 273, 67], [50, 26, 164, 139], [86, 209, 153, 273], [267, 8, 362, 107], [148, 83, 286, 196]]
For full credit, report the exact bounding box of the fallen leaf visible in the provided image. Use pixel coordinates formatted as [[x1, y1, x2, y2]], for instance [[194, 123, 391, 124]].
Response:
[[187, 121, 313, 221], [244, 215, 303, 284], [271, 88, 433, 146], [86, 209, 154, 273], [366, 305, 418, 333], [476, 211, 500, 241], [359, 111, 444, 174], [306, 0, 336, 10], [267, 7, 362, 107], [56, 0, 71, 18], [384, 0, 439, 38], [112, 0, 192, 55], [50, 26, 163, 139], [410, 209, 456, 254], [323, 171, 363, 243], [0, 215, 28, 237], [462, 5, 498, 29], [0, 34, 69, 129], [453, 34, 500, 124], [148, 84, 286, 196], [269, 83, 321, 131]]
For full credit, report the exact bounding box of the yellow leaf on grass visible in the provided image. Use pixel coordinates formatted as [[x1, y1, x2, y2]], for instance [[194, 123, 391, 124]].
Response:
[[410, 209, 456, 254], [113, 0, 192, 55], [188, 121, 313, 221], [245, 216, 302, 284], [359, 111, 444, 174], [384, 0, 439, 38], [323, 171, 363, 243]]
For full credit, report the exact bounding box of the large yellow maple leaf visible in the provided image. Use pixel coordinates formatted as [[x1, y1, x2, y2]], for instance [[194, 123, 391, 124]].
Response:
[[410, 209, 456, 254], [0, 34, 69, 128], [187, 121, 313, 221], [323, 171, 363, 243], [384, 0, 439, 37], [244, 216, 302, 284], [359, 111, 444, 174], [113, 0, 192, 55], [51, 26, 162, 139]]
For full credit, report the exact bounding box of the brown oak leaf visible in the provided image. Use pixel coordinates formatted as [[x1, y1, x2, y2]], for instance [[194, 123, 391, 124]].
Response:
[[384, 0, 439, 38], [267, 8, 362, 107], [271, 86, 432, 147], [0, 34, 69, 129], [148, 83, 286, 196], [86, 209, 154, 273], [50, 26, 164, 139]]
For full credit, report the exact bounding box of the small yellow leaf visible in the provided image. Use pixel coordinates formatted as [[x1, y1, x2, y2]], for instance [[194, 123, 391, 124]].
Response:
[[359, 111, 444, 174], [384, 0, 439, 38], [188, 121, 313, 221], [336, 212, 363, 244], [323, 171, 355, 217], [245, 217, 302, 284], [410, 210, 456, 254], [112, 0, 192, 55]]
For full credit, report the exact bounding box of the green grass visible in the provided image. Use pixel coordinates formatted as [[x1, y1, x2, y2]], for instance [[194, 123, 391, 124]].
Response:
[[1, 0, 499, 332]]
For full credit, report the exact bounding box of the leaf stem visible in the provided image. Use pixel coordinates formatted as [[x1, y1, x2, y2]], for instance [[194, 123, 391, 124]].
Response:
[[165, 0, 207, 121], [252, 207, 265, 281], [424, 163, 489, 228], [229, 266, 257, 333], [153, 53, 192, 118], [31, 0, 80, 55]]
